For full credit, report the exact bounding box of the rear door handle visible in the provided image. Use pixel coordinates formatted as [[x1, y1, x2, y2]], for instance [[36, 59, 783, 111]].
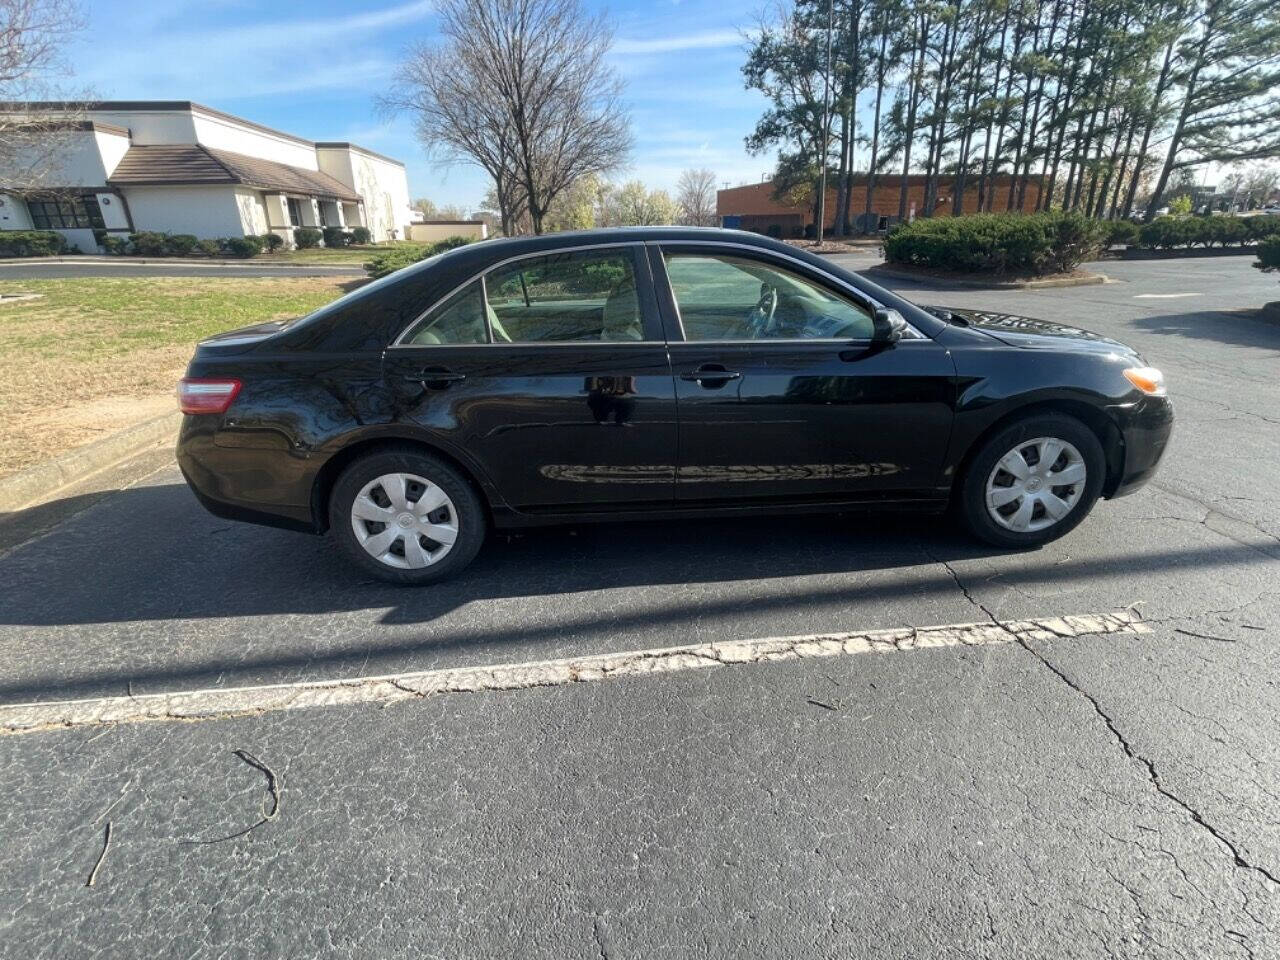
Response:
[[680, 366, 742, 383], [404, 369, 467, 386]]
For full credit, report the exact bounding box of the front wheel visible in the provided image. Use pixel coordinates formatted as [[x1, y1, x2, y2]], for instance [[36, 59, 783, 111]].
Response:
[[330, 448, 486, 584], [958, 413, 1105, 548]]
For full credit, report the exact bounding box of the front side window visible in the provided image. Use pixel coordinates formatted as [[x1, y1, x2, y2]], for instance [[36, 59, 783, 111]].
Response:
[[664, 252, 874, 342], [287, 197, 303, 227], [483, 249, 644, 342], [27, 195, 104, 230], [402, 281, 488, 345]]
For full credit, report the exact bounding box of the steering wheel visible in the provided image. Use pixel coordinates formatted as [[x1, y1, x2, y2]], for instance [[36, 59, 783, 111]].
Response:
[[745, 284, 778, 337]]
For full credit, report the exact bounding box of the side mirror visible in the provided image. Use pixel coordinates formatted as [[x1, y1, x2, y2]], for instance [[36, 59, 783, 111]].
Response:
[[872, 308, 906, 344]]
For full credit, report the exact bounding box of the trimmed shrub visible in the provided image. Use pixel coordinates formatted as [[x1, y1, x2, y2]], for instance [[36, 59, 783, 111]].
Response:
[[365, 247, 425, 279], [432, 235, 473, 253], [164, 233, 199, 256], [882, 211, 1104, 276], [1245, 215, 1280, 242], [364, 237, 476, 279], [322, 226, 350, 248], [1255, 235, 1280, 273], [221, 236, 264, 258], [196, 238, 221, 256], [1102, 219, 1139, 247], [0, 230, 68, 257], [351, 226, 372, 245], [259, 233, 284, 253], [127, 231, 170, 256], [101, 235, 129, 256], [1207, 216, 1249, 247], [294, 227, 322, 249]]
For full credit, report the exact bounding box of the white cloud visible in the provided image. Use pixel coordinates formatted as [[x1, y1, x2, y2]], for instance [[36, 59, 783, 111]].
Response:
[[612, 29, 742, 55], [73, 1, 434, 100]]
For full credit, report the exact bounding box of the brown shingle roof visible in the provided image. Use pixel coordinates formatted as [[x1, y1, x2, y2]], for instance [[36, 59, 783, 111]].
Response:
[[107, 144, 361, 202]]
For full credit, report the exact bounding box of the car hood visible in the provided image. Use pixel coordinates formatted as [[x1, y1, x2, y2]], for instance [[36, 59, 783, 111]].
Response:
[[932, 306, 1139, 358]]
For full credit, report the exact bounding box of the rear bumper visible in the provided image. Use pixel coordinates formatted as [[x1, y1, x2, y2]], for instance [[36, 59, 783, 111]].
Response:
[[176, 418, 319, 533], [1106, 395, 1173, 499]]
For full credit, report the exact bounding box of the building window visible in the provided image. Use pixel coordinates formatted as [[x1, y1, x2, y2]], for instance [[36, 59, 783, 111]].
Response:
[[316, 202, 328, 227], [27, 195, 105, 230], [287, 197, 303, 227]]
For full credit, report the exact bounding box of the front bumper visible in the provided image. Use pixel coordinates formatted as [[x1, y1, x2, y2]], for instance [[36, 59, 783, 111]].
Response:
[[1106, 394, 1174, 499]]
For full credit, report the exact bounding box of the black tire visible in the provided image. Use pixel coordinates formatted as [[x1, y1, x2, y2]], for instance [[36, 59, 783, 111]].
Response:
[[957, 413, 1106, 549], [329, 447, 486, 584]]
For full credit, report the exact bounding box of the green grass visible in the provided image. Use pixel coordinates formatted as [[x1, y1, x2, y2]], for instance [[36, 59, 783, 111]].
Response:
[[263, 241, 432, 265], [0, 276, 349, 360], [0, 275, 352, 476]]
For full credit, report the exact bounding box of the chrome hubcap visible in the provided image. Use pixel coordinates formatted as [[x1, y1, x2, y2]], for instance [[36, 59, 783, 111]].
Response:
[[350, 472, 459, 569], [985, 436, 1086, 533]]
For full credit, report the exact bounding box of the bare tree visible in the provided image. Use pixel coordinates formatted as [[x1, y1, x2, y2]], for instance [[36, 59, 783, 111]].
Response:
[[386, 0, 631, 235], [675, 168, 718, 225], [0, 0, 85, 192], [386, 40, 525, 235]]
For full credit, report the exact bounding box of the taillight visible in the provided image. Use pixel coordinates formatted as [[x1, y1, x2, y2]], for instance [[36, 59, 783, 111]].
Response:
[[178, 378, 241, 415]]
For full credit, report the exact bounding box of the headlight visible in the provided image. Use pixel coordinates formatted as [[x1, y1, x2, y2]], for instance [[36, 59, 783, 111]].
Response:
[[1123, 366, 1166, 397]]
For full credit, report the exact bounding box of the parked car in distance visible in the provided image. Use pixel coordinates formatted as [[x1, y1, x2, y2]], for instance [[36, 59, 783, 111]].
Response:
[[177, 227, 1173, 584]]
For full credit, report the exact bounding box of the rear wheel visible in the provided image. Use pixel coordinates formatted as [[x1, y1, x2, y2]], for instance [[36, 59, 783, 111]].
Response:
[[958, 413, 1105, 548], [330, 448, 486, 584]]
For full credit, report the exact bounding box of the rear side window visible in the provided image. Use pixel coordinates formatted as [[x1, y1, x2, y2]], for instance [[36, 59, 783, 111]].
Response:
[[402, 281, 487, 345], [484, 249, 644, 342]]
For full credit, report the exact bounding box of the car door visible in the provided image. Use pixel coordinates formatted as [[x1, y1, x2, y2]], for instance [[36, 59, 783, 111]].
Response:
[[383, 243, 679, 511], [650, 243, 956, 504]]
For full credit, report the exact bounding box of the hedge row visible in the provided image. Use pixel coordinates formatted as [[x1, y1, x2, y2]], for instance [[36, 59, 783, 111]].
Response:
[[365, 235, 476, 278], [0, 230, 71, 257], [883, 211, 1104, 276], [92, 226, 374, 258], [1117, 214, 1280, 251], [95, 230, 286, 258]]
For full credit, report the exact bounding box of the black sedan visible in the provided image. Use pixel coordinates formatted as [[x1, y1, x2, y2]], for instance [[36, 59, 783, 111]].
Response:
[[176, 227, 1172, 584]]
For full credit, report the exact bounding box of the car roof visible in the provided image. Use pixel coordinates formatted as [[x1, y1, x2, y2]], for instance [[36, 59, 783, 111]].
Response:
[[432, 226, 787, 268]]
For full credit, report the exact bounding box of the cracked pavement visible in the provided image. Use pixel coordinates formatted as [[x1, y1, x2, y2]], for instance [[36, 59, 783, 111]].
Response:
[[1, 253, 1278, 958]]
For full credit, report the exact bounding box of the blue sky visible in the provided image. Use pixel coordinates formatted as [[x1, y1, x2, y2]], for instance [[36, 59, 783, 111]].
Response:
[[68, 0, 778, 211]]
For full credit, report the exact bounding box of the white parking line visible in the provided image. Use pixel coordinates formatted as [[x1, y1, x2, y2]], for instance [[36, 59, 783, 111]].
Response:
[[0, 611, 1148, 736], [1133, 293, 1201, 299]]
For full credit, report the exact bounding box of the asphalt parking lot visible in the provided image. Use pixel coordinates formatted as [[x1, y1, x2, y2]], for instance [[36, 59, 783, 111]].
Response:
[[1, 252, 1277, 958]]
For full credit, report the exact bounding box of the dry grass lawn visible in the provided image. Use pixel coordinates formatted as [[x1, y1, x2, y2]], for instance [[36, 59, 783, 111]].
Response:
[[0, 276, 350, 478]]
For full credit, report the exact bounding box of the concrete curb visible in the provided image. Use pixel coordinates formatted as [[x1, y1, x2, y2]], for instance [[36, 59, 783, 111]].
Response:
[[0, 256, 365, 272], [864, 265, 1108, 290], [0, 412, 180, 513]]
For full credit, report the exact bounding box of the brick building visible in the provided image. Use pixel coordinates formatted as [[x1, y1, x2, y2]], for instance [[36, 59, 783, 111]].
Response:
[[717, 174, 1044, 236]]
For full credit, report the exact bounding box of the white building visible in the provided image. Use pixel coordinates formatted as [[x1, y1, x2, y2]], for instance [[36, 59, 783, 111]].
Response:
[[0, 100, 413, 250]]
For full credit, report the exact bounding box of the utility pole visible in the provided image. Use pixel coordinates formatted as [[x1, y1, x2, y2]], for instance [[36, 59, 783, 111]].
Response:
[[815, 0, 834, 242]]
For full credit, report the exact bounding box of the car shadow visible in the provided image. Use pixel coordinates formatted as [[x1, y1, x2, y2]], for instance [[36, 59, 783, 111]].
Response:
[[1, 480, 990, 630], [0, 479, 1274, 704], [1129, 308, 1280, 351]]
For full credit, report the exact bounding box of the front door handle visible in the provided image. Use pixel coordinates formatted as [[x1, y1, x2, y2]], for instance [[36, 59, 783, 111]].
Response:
[[404, 369, 467, 387], [680, 366, 742, 383]]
